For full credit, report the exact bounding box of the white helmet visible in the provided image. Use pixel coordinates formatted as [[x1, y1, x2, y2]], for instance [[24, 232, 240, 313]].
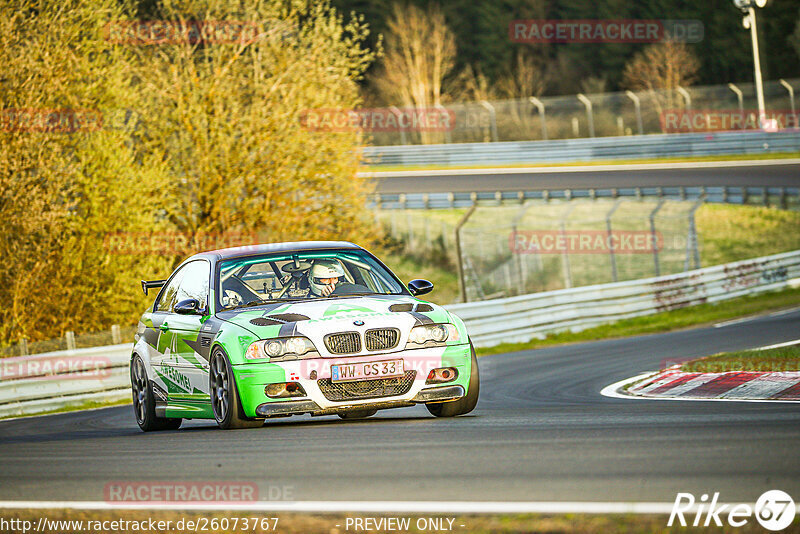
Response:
[[308, 260, 345, 296]]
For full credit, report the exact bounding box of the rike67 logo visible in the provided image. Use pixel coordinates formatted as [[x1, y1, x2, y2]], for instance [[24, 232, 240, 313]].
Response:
[[669, 490, 796, 531]]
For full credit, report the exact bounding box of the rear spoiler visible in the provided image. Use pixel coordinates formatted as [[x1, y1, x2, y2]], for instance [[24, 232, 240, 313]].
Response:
[[141, 279, 166, 296]]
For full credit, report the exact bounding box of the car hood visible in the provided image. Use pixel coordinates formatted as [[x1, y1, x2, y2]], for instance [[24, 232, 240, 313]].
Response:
[[215, 295, 452, 341]]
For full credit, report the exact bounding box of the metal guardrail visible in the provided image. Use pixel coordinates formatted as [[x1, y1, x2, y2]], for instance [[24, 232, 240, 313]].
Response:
[[371, 186, 800, 210], [445, 249, 800, 347], [1, 249, 798, 417], [0, 344, 131, 418], [363, 131, 800, 167]]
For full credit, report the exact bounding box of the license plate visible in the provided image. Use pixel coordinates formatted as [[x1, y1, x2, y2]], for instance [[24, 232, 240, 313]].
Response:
[[331, 359, 404, 383]]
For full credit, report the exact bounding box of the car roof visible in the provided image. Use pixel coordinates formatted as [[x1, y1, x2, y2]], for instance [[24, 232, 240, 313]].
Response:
[[188, 240, 364, 262]]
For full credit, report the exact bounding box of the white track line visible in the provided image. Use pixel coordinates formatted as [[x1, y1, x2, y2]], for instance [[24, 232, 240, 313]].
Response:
[[757, 338, 800, 350], [0, 500, 775, 514], [359, 158, 800, 178]]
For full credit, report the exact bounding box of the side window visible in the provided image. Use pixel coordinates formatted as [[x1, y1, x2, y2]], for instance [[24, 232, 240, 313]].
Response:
[[175, 261, 211, 307], [154, 261, 210, 312], [155, 269, 184, 312]]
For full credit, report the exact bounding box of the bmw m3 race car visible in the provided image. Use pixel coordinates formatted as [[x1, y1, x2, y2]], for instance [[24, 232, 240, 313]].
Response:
[[130, 241, 479, 430]]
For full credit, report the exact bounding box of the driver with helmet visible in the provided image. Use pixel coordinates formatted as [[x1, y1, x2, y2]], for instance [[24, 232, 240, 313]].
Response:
[[307, 259, 346, 297]]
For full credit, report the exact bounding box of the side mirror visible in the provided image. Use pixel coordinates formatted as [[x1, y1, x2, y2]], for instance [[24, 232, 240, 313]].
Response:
[[174, 298, 202, 315], [408, 279, 434, 296]]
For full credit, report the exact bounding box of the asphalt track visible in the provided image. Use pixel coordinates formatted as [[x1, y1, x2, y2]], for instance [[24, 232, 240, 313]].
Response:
[[1, 309, 799, 504], [371, 161, 800, 194]]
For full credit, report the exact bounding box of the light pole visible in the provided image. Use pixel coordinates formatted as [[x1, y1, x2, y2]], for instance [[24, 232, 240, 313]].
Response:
[[732, 0, 767, 128]]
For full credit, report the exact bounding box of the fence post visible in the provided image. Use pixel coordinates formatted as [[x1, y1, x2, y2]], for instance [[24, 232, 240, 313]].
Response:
[[65, 331, 76, 351], [389, 106, 407, 145], [728, 83, 744, 129], [605, 199, 624, 282], [677, 86, 692, 113], [625, 90, 644, 135], [529, 97, 548, 140], [480, 101, 498, 142], [779, 80, 796, 126], [577, 94, 595, 137], [560, 204, 577, 288], [455, 205, 478, 303], [19, 337, 28, 356], [112, 324, 121, 345], [649, 200, 666, 277], [686, 197, 704, 271]]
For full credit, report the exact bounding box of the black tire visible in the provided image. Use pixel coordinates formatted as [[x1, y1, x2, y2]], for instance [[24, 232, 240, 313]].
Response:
[[338, 409, 378, 420], [210, 348, 263, 429], [130, 355, 182, 432], [426, 343, 480, 417]]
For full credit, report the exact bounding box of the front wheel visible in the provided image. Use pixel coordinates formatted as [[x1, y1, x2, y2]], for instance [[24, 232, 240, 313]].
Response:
[[130, 355, 182, 432], [210, 348, 263, 429], [426, 343, 480, 417]]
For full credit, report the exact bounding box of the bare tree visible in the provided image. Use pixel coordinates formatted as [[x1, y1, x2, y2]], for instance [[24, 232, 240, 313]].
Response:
[[371, 2, 456, 143], [622, 40, 700, 115]]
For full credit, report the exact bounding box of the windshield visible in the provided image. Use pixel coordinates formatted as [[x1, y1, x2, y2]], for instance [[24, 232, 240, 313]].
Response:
[[216, 249, 406, 310]]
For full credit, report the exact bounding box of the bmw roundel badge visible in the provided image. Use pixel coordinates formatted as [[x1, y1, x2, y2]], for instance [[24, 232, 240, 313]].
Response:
[[353, 320, 365, 326]]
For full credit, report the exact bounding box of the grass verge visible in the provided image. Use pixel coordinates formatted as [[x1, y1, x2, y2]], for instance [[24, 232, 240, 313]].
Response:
[[681, 345, 800, 373], [0, 397, 130, 421], [475, 286, 800, 357]]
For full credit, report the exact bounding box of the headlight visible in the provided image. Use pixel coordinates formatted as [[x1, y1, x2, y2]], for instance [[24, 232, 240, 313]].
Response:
[[406, 323, 460, 347], [245, 336, 317, 360]]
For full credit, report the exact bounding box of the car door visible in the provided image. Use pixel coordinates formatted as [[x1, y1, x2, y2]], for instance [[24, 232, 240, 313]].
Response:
[[160, 259, 212, 408]]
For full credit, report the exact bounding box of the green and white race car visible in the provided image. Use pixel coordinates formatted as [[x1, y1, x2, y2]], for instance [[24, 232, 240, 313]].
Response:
[[131, 241, 479, 430]]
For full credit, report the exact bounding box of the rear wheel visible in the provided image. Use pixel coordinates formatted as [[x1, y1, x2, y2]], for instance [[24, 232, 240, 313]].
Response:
[[210, 348, 263, 429], [338, 409, 377, 420], [131, 355, 182, 431], [426, 343, 480, 417]]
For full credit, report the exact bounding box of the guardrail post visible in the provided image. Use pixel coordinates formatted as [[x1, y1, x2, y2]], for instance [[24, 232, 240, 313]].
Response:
[[625, 90, 644, 135], [480, 101, 498, 142], [112, 324, 121, 345], [529, 97, 548, 140], [65, 331, 76, 351], [605, 199, 624, 282], [455, 205, 478, 303], [19, 337, 28, 356], [577, 93, 595, 137], [649, 200, 666, 277]]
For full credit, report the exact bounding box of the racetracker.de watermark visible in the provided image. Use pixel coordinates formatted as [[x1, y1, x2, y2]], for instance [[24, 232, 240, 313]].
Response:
[[103, 481, 292, 504], [0, 108, 102, 133], [104, 231, 257, 255], [104, 20, 258, 45], [0, 355, 111, 381], [661, 109, 800, 133], [509, 230, 663, 254], [299, 107, 455, 133], [509, 19, 703, 43]]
